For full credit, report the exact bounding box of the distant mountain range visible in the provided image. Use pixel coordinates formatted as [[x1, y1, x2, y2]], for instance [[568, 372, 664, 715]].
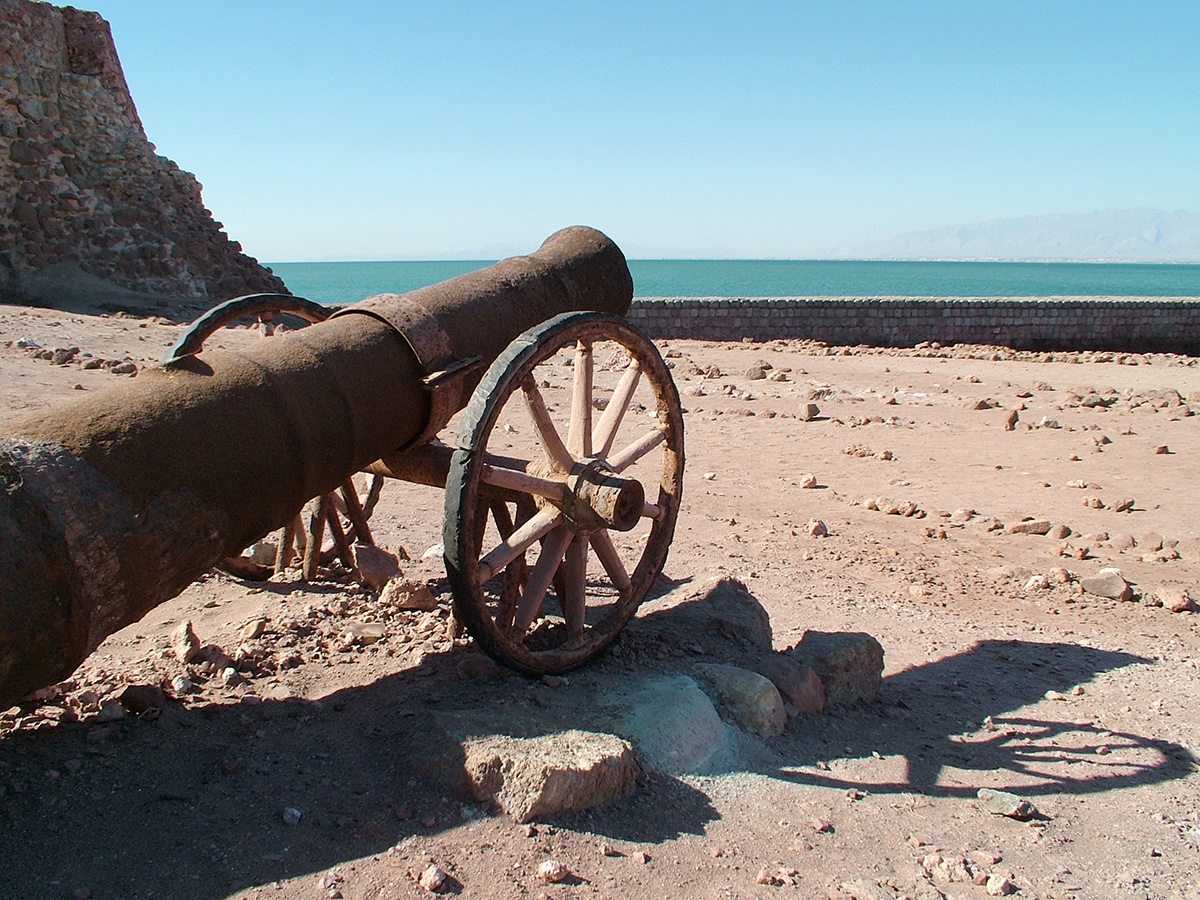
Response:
[[832, 209, 1200, 262]]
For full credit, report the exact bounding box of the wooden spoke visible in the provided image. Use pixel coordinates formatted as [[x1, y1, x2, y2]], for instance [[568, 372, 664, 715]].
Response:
[[592, 358, 641, 458], [567, 340, 593, 457], [562, 535, 588, 639], [511, 525, 573, 637], [478, 506, 562, 581], [589, 529, 632, 595], [521, 376, 574, 473], [491, 501, 522, 633], [339, 478, 373, 545], [325, 496, 354, 569], [302, 495, 329, 580], [361, 474, 384, 519], [481, 463, 565, 504], [275, 516, 298, 576], [608, 424, 668, 472]]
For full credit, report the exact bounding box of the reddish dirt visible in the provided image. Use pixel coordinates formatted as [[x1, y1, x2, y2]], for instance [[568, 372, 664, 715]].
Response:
[[1, 303, 1198, 900]]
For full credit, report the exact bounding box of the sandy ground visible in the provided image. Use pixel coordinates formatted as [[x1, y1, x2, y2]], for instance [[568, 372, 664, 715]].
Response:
[[1, 302, 1198, 900]]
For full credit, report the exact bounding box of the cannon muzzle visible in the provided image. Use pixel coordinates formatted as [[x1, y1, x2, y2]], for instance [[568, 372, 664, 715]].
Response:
[[0, 226, 632, 706]]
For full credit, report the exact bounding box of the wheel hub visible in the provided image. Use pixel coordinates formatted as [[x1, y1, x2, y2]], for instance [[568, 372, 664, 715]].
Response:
[[562, 458, 645, 533]]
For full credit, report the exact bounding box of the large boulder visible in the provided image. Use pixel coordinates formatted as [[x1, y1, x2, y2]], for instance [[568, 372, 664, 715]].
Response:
[[599, 674, 731, 774], [693, 663, 787, 738]]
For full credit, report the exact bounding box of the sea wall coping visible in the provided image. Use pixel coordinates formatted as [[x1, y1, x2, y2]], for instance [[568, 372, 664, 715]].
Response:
[[626, 296, 1200, 353]]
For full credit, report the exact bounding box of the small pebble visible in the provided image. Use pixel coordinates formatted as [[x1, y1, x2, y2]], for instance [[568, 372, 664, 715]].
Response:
[[418, 864, 448, 892], [537, 860, 571, 883]]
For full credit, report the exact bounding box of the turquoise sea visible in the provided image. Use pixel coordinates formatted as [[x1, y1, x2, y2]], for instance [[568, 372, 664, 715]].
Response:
[[268, 259, 1200, 306]]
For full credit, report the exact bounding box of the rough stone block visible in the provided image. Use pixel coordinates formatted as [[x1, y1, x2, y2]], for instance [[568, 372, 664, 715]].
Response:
[[460, 729, 638, 823], [754, 652, 826, 714], [785, 631, 884, 705]]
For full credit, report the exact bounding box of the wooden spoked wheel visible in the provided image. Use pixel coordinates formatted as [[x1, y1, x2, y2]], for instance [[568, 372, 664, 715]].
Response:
[[168, 294, 384, 580], [444, 312, 684, 673]]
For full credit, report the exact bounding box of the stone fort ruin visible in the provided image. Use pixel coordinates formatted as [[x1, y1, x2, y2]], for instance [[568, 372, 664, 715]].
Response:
[[1, 0, 286, 308]]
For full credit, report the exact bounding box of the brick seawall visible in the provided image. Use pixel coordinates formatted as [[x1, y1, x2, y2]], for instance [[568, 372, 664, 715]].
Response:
[[626, 297, 1200, 354]]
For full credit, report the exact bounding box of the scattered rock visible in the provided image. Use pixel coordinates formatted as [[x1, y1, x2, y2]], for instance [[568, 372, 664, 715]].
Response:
[[117, 684, 166, 715], [380, 578, 439, 610], [343, 621, 385, 644], [170, 622, 200, 664], [1113, 498, 1135, 512], [985, 875, 1015, 896], [537, 859, 571, 883], [1156, 586, 1195, 613], [350, 542, 402, 590], [785, 631, 884, 706], [808, 519, 828, 537], [976, 788, 1037, 820], [798, 473, 818, 489], [1080, 568, 1134, 601], [1139, 532, 1164, 552], [1048, 524, 1072, 540], [417, 864, 448, 892], [1082, 496, 1104, 509], [997, 408, 1019, 430], [799, 402, 820, 421], [1110, 533, 1136, 552], [949, 508, 975, 525], [281, 807, 301, 826], [1005, 518, 1052, 535], [1153, 445, 1170, 454], [1047, 566, 1072, 584], [1023, 574, 1050, 591], [239, 618, 265, 640], [745, 364, 768, 380], [756, 866, 781, 886], [693, 663, 787, 738], [921, 852, 974, 884]]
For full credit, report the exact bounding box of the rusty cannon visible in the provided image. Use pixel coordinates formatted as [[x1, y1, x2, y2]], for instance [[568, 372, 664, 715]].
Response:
[[0, 226, 685, 707]]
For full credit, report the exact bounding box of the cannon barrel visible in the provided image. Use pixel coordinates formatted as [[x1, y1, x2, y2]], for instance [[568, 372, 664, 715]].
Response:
[[0, 226, 633, 706]]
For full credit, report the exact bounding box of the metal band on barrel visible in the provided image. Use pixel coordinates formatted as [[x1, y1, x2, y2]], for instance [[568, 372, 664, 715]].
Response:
[[331, 295, 466, 449]]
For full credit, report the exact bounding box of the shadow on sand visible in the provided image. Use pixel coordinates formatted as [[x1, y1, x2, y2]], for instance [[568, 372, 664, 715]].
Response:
[[0, 580, 1190, 899]]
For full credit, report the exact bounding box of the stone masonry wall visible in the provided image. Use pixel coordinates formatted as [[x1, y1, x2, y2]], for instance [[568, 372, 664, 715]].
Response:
[[627, 297, 1200, 354], [0, 0, 286, 301]]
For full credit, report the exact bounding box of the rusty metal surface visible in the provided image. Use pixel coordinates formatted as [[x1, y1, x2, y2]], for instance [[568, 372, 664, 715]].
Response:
[[0, 226, 632, 706]]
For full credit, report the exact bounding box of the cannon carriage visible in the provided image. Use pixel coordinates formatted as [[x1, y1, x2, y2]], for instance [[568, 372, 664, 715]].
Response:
[[0, 227, 684, 704]]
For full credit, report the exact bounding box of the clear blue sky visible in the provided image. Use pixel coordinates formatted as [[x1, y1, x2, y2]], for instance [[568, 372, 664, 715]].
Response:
[[92, 1, 1200, 261]]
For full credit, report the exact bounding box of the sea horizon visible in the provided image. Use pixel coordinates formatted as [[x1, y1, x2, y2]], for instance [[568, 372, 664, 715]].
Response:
[[268, 258, 1200, 306]]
